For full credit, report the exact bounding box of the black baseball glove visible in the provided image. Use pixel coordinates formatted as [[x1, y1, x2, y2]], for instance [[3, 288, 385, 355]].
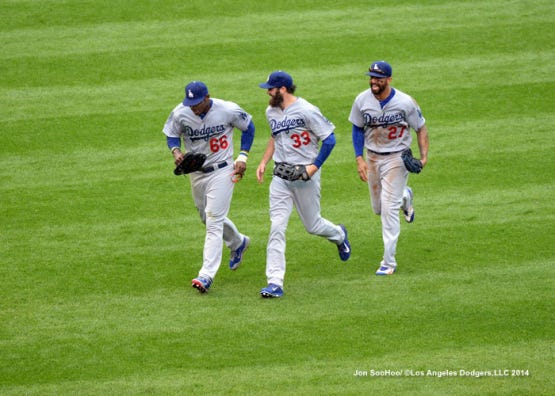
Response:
[[401, 148, 422, 174], [274, 163, 310, 181], [174, 152, 207, 175]]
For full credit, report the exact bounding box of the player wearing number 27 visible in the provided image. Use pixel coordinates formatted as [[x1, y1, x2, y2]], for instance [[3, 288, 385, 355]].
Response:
[[256, 71, 351, 298], [349, 61, 429, 275], [163, 81, 255, 293]]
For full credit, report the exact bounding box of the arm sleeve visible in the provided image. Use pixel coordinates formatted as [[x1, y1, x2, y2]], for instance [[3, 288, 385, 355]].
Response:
[[167, 136, 181, 151], [352, 124, 365, 157], [313, 132, 336, 168], [240, 120, 255, 151]]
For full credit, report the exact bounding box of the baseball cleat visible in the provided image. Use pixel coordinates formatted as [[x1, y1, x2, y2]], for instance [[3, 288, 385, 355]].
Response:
[[229, 236, 250, 270], [337, 224, 351, 261], [192, 276, 212, 293], [260, 283, 284, 298], [375, 265, 396, 276], [403, 187, 415, 223]]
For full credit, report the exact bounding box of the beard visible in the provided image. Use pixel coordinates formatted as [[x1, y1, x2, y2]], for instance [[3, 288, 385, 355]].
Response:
[[269, 91, 284, 108], [371, 83, 385, 96]]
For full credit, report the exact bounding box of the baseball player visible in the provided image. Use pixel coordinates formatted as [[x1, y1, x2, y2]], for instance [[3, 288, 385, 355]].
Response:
[[163, 81, 255, 293], [256, 71, 351, 298], [349, 61, 429, 275]]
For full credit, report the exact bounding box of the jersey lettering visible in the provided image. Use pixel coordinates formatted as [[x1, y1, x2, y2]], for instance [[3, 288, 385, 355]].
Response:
[[186, 124, 226, 142], [269, 116, 306, 135], [363, 111, 404, 128]]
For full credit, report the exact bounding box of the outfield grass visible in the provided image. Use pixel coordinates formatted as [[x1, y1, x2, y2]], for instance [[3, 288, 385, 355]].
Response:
[[1, 0, 554, 394]]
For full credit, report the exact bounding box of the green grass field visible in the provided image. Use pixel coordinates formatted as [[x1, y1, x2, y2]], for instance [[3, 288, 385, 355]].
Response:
[[1, 0, 554, 394]]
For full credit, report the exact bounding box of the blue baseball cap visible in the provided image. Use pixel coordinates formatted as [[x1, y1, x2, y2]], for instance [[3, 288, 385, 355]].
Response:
[[259, 71, 293, 89], [366, 61, 392, 78], [183, 81, 208, 106]]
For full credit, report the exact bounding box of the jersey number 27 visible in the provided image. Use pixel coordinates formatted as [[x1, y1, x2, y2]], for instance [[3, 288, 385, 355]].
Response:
[[388, 126, 407, 140]]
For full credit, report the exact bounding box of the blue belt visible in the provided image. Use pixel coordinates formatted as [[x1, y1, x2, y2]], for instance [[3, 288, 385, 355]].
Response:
[[203, 161, 229, 173]]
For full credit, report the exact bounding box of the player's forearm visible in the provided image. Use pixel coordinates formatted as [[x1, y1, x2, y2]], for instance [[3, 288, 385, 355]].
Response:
[[240, 120, 255, 151], [167, 136, 181, 152], [260, 138, 275, 166], [416, 126, 429, 166], [313, 133, 335, 168], [352, 124, 365, 157]]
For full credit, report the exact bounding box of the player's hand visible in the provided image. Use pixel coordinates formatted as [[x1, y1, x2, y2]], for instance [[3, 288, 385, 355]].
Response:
[[232, 160, 247, 183], [305, 164, 318, 178], [234, 160, 246, 174], [173, 150, 184, 165], [356, 156, 369, 182]]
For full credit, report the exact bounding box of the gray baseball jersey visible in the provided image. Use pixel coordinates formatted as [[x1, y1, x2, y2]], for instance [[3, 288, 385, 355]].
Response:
[[163, 98, 252, 166], [265, 97, 334, 164], [349, 88, 425, 153], [263, 97, 344, 288]]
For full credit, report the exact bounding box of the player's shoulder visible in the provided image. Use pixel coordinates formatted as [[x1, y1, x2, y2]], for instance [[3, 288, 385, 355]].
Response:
[[294, 97, 322, 113], [392, 88, 420, 107], [212, 97, 247, 112], [169, 102, 191, 118], [391, 88, 413, 102]]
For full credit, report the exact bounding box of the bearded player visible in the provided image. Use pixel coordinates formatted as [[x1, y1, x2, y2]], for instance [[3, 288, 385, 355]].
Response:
[[163, 81, 255, 293], [349, 61, 429, 276], [256, 71, 351, 298]]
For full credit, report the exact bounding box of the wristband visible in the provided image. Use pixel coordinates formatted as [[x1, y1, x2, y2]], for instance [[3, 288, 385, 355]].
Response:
[[235, 151, 248, 163], [171, 147, 181, 154]]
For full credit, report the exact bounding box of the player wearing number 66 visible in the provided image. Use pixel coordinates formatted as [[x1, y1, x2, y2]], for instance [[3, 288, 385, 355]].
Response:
[[256, 71, 351, 298], [349, 61, 429, 276], [163, 81, 255, 293]]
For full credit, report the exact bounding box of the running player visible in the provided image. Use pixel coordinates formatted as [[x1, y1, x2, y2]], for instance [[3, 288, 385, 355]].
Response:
[[163, 81, 255, 293], [349, 61, 429, 275], [256, 71, 351, 298]]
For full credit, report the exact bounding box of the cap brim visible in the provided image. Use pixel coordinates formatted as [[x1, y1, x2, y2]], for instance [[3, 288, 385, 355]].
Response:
[[259, 82, 275, 89], [366, 72, 390, 78], [183, 97, 204, 106]]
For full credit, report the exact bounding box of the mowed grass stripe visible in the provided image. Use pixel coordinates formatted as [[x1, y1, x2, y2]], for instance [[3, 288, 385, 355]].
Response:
[[2, 59, 553, 123], [3, 0, 550, 59]]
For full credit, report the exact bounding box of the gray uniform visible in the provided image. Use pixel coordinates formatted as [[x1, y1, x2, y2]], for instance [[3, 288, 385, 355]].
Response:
[[265, 98, 344, 288], [349, 88, 425, 268], [163, 98, 252, 280]]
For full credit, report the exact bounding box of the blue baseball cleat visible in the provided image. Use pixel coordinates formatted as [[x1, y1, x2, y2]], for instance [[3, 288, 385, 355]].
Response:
[[260, 284, 284, 298], [338, 224, 351, 261], [192, 276, 212, 293], [375, 265, 396, 276], [229, 236, 250, 270]]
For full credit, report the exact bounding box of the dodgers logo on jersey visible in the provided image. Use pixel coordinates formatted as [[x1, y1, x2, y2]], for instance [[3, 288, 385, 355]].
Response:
[[185, 124, 226, 142], [269, 116, 305, 135], [363, 112, 405, 128]]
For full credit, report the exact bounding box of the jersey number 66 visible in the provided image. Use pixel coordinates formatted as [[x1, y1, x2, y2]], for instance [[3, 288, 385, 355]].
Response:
[[210, 136, 229, 152]]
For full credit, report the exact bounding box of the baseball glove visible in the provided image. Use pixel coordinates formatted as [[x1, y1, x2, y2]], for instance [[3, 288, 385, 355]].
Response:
[[174, 152, 207, 175], [401, 148, 422, 174], [274, 163, 310, 181]]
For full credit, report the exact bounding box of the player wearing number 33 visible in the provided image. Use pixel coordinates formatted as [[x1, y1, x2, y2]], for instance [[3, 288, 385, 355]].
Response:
[[256, 71, 352, 298], [162, 81, 255, 293], [349, 61, 429, 276]]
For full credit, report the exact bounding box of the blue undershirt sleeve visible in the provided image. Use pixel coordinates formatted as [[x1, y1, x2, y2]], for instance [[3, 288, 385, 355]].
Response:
[[240, 120, 255, 151], [167, 136, 181, 151], [313, 132, 336, 168], [352, 124, 365, 157]]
